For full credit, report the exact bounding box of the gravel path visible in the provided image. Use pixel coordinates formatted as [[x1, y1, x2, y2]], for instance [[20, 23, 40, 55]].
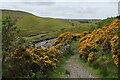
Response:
[[63, 54, 96, 78]]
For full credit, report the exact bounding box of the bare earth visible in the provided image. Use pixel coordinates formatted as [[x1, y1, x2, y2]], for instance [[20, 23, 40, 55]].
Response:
[[62, 54, 96, 78]]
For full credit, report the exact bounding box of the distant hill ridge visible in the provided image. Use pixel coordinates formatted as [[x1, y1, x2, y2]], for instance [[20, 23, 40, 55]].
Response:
[[1, 9, 101, 21]]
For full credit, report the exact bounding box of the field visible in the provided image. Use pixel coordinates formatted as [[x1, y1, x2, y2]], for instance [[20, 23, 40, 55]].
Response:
[[1, 10, 120, 79], [2, 10, 98, 42]]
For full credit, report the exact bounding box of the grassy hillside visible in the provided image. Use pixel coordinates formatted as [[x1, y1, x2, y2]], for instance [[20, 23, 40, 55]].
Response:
[[2, 10, 98, 42], [2, 10, 78, 36]]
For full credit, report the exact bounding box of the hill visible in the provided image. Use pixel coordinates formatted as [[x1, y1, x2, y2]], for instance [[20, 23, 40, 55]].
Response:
[[2, 10, 78, 36], [2, 10, 98, 42]]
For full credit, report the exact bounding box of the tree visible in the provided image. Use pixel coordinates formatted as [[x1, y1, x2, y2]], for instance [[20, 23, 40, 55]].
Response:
[[2, 16, 19, 62]]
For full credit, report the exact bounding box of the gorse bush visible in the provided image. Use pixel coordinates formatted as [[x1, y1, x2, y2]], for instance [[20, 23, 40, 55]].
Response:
[[54, 31, 89, 49], [4, 46, 63, 78], [78, 19, 120, 78], [54, 32, 75, 49], [79, 19, 120, 67]]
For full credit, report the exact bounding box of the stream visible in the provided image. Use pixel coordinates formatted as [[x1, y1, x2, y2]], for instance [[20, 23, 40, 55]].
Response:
[[34, 39, 56, 48]]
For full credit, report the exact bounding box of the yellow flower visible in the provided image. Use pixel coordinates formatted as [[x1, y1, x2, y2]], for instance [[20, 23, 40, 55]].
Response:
[[53, 58, 60, 63], [111, 48, 117, 54], [87, 52, 94, 63], [44, 60, 52, 64], [112, 54, 119, 67], [44, 56, 49, 60]]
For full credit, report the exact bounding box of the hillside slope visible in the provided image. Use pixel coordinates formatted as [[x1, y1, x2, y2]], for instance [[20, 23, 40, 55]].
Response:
[[2, 10, 79, 37], [2, 10, 98, 42]]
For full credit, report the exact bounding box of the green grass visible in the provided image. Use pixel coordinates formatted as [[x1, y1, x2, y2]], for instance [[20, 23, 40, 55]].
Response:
[[2, 10, 98, 43], [24, 22, 97, 42], [48, 57, 67, 78], [78, 50, 118, 79], [2, 10, 78, 37]]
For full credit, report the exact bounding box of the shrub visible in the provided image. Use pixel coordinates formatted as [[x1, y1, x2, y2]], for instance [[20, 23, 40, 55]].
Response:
[[2, 16, 20, 62], [3, 45, 63, 78]]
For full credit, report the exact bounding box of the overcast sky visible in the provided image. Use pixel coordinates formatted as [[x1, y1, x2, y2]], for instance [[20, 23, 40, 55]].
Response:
[[0, 0, 120, 19]]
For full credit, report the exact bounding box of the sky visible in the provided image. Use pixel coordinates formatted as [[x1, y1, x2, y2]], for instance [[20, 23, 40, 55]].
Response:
[[0, 0, 120, 19]]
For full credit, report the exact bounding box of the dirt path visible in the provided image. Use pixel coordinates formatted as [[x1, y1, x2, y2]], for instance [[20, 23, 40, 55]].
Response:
[[62, 54, 96, 78]]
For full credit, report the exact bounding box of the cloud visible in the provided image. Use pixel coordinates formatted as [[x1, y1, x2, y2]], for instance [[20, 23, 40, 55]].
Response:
[[22, 2, 56, 6], [39, 2, 118, 19], [1, 1, 118, 19], [0, 0, 119, 2], [0, 0, 55, 2]]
